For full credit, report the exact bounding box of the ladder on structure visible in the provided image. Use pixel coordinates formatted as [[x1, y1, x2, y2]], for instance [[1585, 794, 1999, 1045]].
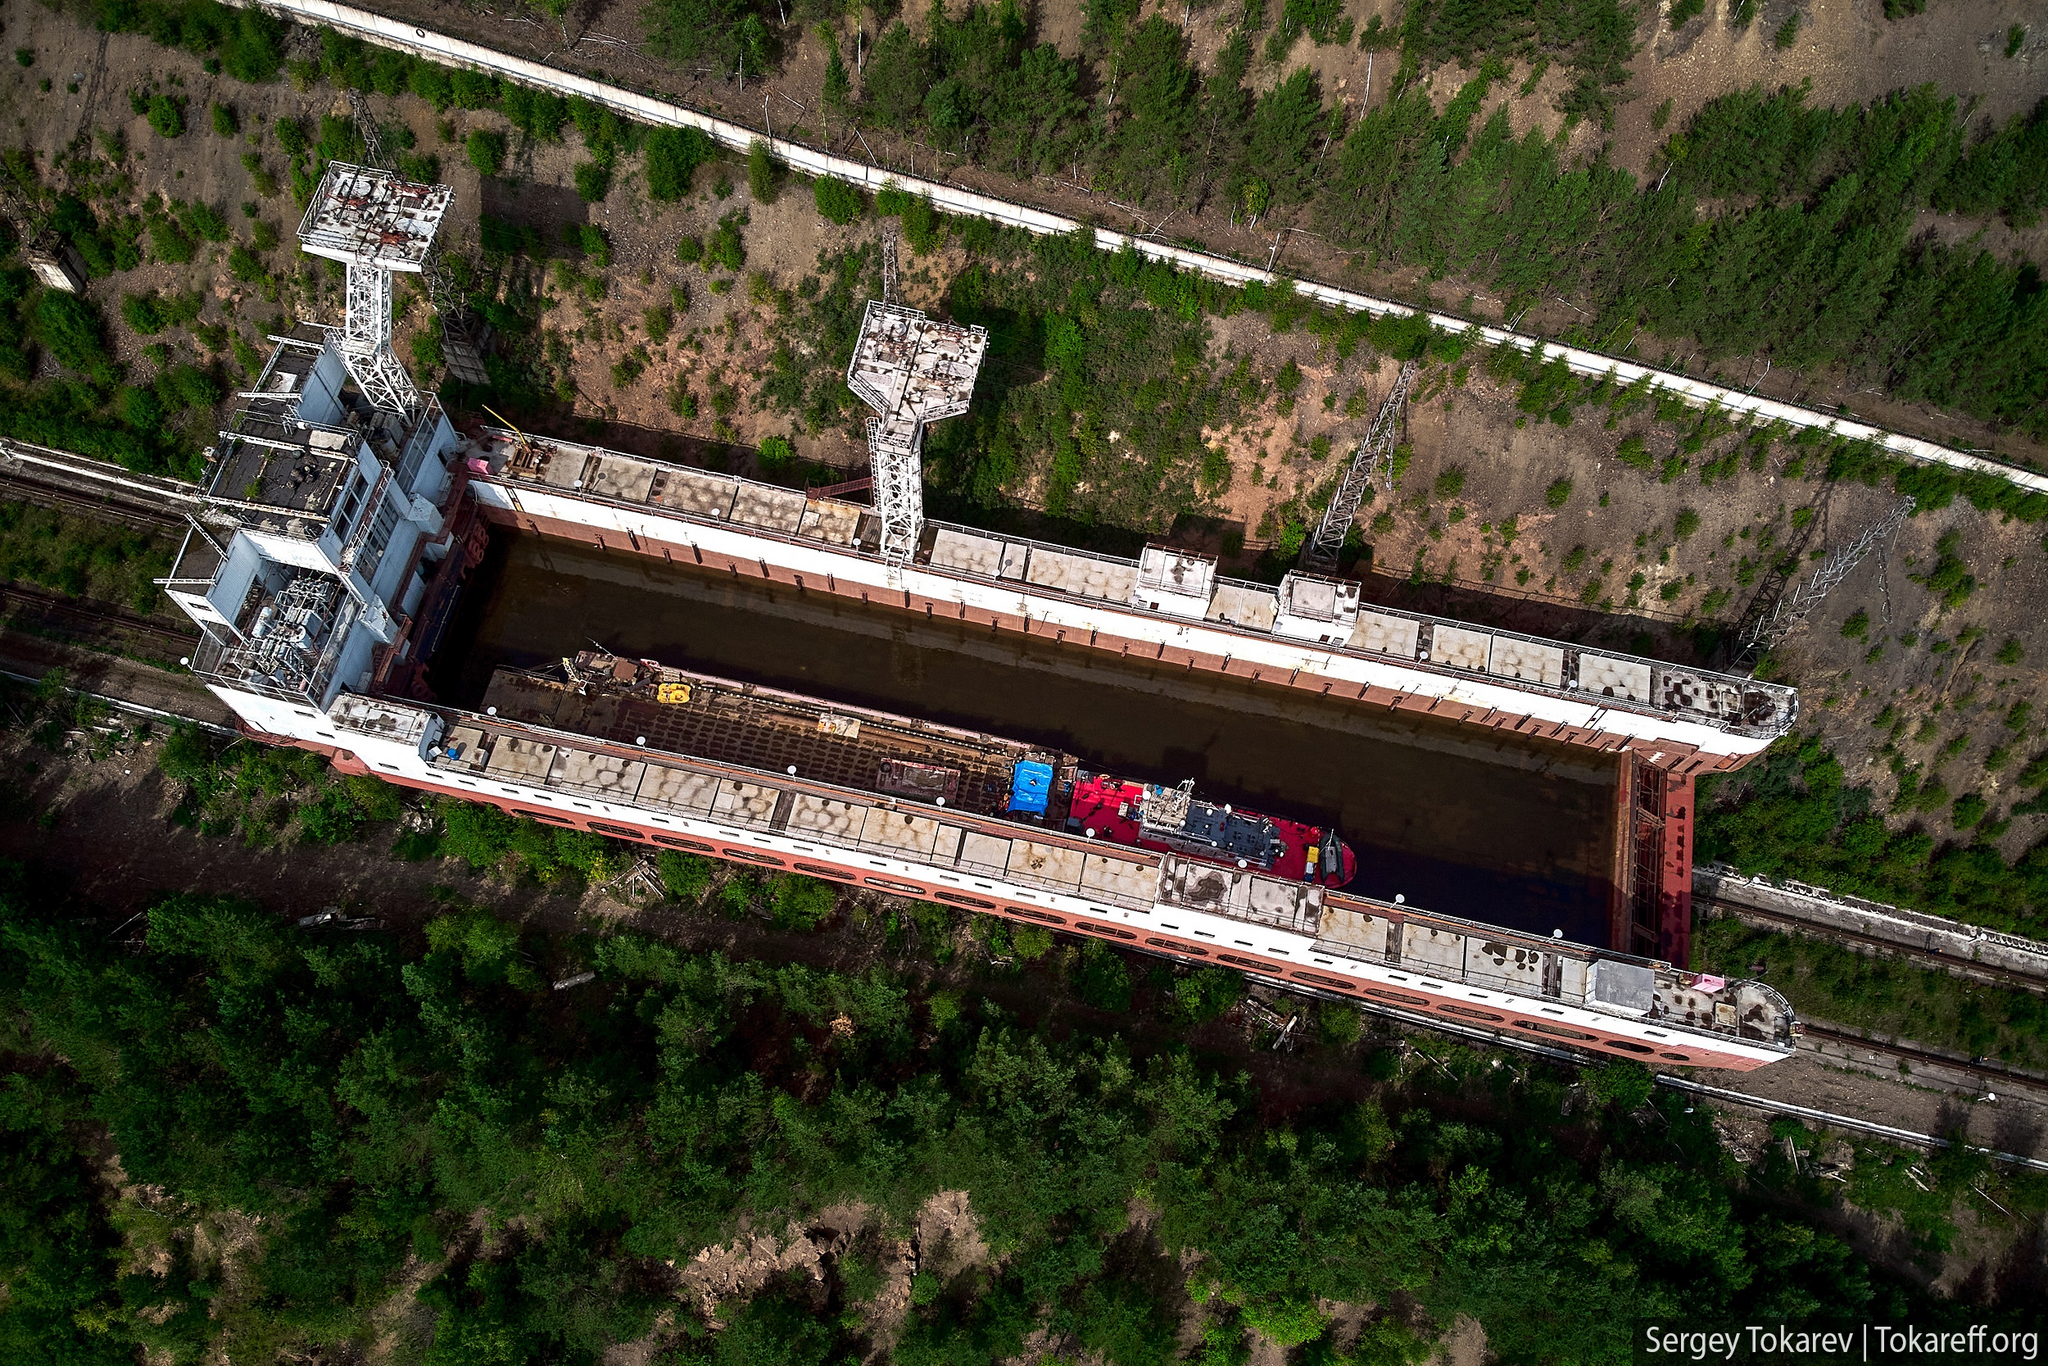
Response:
[[1299, 359, 1419, 574]]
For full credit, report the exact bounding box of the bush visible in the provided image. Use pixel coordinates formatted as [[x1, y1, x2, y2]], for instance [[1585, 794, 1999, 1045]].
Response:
[[644, 126, 716, 200], [148, 218, 194, 264], [35, 293, 115, 382], [1583, 1059, 1654, 1110], [768, 874, 837, 929], [465, 129, 506, 177], [1167, 966, 1241, 1024], [657, 850, 716, 901], [1070, 938, 1132, 1012], [572, 160, 610, 202], [813, 175, 864, 225], [145, 94, 184, 139]]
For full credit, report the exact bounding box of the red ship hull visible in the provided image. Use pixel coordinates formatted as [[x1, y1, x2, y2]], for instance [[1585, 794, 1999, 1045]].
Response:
[[1066, 771, 1358, 887]]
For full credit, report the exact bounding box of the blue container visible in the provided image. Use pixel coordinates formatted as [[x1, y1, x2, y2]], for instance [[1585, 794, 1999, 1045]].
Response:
[[1008, 760, 1053, 816]]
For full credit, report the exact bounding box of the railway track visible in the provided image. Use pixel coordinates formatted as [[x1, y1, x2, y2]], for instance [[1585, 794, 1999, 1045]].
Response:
[[0, 581, 200, 649], [1798, 1021, 2048, 1099], [0, 473, 188, 533], [1697, 893, 2048, 995]]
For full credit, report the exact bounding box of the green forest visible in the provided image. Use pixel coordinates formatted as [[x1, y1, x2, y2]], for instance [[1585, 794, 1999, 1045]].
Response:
[[4, 850, 2042, 1365]]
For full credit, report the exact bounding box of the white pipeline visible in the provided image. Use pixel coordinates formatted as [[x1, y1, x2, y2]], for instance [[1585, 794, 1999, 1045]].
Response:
[[235, 0, 2047, 495]]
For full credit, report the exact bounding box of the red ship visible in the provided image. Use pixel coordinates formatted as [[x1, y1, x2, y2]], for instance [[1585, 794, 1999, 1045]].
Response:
[[1065, 772, 1357, 887]]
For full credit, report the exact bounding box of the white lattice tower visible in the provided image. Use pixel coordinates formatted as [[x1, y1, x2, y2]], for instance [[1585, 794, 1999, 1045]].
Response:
[[296, 162, 453, 417], [845, 301, 988, 561], [1300, 358, 1418, 573]]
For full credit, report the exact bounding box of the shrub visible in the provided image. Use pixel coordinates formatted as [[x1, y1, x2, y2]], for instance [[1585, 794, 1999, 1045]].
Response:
[[121, 294, 167, 335], [746, 137, 778, 203], [145, 94, 184, 139], [643, 126, 716, 200], [572, 160, 610, 202], [36, 293, 116, 382], [901, 194, 944, 255], [657, 850, 716, 901], [182, 203, 230, 243], [1071, 939, 1133, 1012], [813, 175, 864, 225], [768, 874, 836, 929], [465, 129, 506, 177], [146, 217, 194, 265], [1583, 1059, 1654, 1110]]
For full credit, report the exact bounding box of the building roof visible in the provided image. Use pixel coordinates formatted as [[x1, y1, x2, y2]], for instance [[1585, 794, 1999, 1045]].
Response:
[[295, 162, 452, 272]]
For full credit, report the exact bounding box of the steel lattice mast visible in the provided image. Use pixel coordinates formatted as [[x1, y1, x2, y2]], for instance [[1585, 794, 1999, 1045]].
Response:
[[845, 300, 989, 561], [295, 162, 452, 416], [345, 92, 490, 385], [1300, 358, 1418, 573], [1736, 496, 1916, 662]]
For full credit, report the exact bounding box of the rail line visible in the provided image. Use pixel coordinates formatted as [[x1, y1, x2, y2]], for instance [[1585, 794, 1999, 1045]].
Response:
[[1240, 967, 2048, 1169], [0, 581, 201, 649], [0, 473, 188, 533], [1698, 893, 2048, 994], [1798, 1021, 2048, 1099]]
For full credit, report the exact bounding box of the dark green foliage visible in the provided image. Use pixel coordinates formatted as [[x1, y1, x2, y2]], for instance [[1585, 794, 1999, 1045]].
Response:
[[573, 160, 611, 203], [645, 0, 772, 77], [644, 125, 717, 201], [746, 138, 779, 203], [1696, 918, 2048, 1068], [140, 92, 184, 138], [702, 210, 747, 272], [657, 849, 717, 900], [0, 845, 2010, 1361], [0, 499, 173, 611], [466, 129, 507, 177], [813, 175, 864, 224], [1070, 937, 1133, 1011], [1698, 735, 2048, 935], [35, 292, 116, 383]]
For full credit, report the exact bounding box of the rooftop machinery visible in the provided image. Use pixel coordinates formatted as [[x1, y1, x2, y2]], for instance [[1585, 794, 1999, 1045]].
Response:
[[845, 300, 990, 561], [295, 162, 453, 417]]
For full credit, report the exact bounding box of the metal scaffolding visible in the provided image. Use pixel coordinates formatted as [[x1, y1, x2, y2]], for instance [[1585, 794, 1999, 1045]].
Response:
[[1300, 359, 1418, 573], [1736, 496, 1916, 662], [845, 301, 988, 560]]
